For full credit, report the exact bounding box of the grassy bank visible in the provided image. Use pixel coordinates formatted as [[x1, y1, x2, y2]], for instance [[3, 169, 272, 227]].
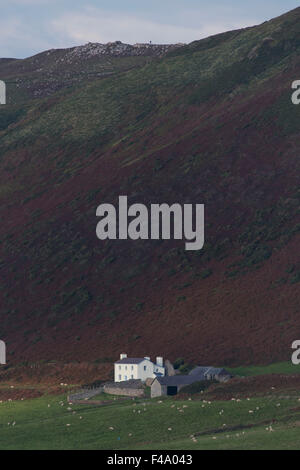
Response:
[[0, 390, 299, 450], [228, 362, 299, 377]]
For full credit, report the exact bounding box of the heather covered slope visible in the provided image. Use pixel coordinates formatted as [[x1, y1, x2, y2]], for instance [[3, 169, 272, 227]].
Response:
[[0, 8, 300, 367], [0, 41, 182, 103]]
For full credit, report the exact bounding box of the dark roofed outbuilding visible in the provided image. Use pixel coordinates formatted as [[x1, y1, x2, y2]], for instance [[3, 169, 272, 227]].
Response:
[[151, 366, 232, 398], [151, 374, 200, 398], [188, 366, 209, 380], [189, 366, 231, 381], [156, 376, 196, 386]]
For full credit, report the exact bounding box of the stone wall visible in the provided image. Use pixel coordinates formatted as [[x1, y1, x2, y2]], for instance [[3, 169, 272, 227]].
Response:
[[103, 385, 145, 397], [68, 386, 103, 402]]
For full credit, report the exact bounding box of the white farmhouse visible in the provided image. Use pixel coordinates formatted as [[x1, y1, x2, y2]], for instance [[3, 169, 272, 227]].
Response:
[[114, 353, 165, 382]]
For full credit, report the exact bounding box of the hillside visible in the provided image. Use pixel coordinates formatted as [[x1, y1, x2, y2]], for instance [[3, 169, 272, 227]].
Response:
[[0, 7, 299, 368], [0, 41, 183, 102]]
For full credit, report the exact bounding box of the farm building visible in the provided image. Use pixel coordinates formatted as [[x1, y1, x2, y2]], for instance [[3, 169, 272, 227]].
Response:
[[151, 375, 197, 398], [114, 353, 165, 382], [151, 366, 231, 398], [189, 366, 231, 382]]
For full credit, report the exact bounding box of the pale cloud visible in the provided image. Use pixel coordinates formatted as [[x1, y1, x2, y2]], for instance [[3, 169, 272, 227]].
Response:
[[0, 0, 50, 4], [51, 7, 254, 46], [0, 17, 52, 57], [0, 2, 273, 58], [52, 10, 201, 46]]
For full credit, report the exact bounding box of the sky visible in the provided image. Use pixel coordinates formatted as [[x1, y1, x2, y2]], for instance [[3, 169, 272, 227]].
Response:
[[0, 0, 299, 58]]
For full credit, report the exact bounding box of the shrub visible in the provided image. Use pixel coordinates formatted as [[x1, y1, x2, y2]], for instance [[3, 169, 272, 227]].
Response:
[[178, 363, 195, 374], [290, 272, 300, 284], [173, 358, 185, 370], [199, 268, 212, 279]]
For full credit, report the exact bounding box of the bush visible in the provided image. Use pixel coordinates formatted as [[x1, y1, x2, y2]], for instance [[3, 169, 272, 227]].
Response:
[[0, 107, 25, 131], [199, 268, 213, 279], [173, 358, 185, 370], [290, 272, 300, 284], [178, 363, 195, 374]]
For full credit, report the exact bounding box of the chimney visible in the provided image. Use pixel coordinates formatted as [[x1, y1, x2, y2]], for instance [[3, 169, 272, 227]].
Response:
[[156, 356, 163, 367], [120, 353, 127, 360]]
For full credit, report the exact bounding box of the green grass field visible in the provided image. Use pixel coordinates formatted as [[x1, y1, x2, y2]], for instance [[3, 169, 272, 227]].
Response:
[[0, 390, 300, 450], [228, 362, 299, 377]]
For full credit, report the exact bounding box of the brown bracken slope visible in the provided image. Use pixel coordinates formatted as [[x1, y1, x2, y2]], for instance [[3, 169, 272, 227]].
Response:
[[0, 7, 299, 368]]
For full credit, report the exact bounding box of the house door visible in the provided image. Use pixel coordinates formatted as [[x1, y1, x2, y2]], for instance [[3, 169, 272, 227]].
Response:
[[167, 386, 177, 396]]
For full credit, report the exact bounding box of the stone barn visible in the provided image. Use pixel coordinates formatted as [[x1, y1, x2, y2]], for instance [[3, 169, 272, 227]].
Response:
[[151, 366, 232, 398], [151, 376, 197, 398], [189, 366, 231, 383]]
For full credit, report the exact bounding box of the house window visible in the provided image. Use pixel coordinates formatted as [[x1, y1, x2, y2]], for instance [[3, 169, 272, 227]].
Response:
[[118, 375, 121, 380], [131, 375, 134, 379], [124, 375, 127, 380], [131, 366, 134, 370], [125, 366, 127, 370], [144, 366, 147, 371], [119, 365, 121, 370]]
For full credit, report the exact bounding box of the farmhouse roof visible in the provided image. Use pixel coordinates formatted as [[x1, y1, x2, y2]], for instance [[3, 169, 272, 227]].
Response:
[[115, 357, 146, 364]]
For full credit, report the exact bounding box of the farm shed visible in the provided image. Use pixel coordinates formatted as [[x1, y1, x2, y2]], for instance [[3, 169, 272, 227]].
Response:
[[151, 366, 232, 397], [151, 376, 197, 398], [189, 366, 231, 382]]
